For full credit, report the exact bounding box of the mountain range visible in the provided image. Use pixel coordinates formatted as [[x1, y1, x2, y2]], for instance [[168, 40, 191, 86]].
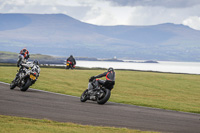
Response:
[[0, 13, 200, 61]]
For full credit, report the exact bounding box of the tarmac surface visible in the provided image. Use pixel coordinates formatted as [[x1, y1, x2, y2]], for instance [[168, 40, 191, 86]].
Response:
[[0, 82, 200, 133]]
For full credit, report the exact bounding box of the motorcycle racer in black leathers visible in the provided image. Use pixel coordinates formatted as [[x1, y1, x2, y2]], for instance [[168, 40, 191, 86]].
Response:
[[89, 67, 115, 91], [67, 55, 76, 67]]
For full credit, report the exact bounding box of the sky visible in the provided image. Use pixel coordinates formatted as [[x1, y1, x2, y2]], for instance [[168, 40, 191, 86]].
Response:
[[1, 0, 200, 30]]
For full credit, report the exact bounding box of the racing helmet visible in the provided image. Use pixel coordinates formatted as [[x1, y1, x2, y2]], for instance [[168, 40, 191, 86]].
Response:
[[108, 67, 114, 72], [20, 48, 27, 54]]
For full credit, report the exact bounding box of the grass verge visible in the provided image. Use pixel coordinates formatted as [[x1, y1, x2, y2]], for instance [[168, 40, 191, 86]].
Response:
[[0, 115, 158, 133]]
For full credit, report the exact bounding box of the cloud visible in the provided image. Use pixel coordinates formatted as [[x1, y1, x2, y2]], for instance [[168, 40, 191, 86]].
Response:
[[82, 1, 200, 29], [0, 0, 91, 18], [0, 0, 200, 30], [104, 0, 200, 8], [126, 5, 200, 25], [183, 16, 200, 30], [82, 1, 133, 25]]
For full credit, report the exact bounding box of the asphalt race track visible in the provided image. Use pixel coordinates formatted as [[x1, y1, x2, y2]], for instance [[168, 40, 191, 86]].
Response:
[[0, 82, 200, 133]]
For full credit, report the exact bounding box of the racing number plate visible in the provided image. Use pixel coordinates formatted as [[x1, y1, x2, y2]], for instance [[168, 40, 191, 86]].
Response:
[[30, 74, 36, 80], [67, 63, 69, 66]]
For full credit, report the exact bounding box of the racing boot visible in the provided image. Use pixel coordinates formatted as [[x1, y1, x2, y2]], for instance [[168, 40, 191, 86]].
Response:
[[87, 82, 94, 94]]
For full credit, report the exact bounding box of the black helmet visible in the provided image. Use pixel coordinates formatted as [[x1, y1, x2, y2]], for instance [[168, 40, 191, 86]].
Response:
[[23, 49, 27, 52], [108, 67, 114, 72], [33, 60, 39, 65], [20, 48, 27, 54]]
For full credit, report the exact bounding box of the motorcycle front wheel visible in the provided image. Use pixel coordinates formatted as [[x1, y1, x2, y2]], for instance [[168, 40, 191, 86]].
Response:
[[10, 80, 17, 90], [20, 78, 31, 92], [80, 89, 88, 102], [97, 89, 111, 105]]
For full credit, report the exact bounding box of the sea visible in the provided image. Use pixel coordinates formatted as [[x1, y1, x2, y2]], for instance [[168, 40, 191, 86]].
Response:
[[75, 60, 200, 75]]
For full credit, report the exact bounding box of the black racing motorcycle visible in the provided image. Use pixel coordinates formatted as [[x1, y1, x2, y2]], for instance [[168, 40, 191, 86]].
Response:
[[10, 62, 40, 91], [80, 79, 113, 105]]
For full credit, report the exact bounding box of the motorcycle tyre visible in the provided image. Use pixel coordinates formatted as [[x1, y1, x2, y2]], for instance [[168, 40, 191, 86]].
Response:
[[97, 89, 111, 105], [20, 78, 31, 92], [80, 89, 88, 102], [10, 80, 17, 90], [66, 65, 70, 69]]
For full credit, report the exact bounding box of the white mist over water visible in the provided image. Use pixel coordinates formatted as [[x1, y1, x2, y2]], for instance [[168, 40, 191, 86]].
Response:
[[76, 61, 200, 74]]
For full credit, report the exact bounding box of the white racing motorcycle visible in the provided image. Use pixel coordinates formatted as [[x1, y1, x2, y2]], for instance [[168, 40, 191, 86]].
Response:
[[10, 61, 40, 91]]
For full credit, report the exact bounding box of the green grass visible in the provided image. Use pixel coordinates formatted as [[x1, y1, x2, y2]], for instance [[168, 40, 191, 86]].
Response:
[[0, 115, 157, 133], [0, 66, 200, 113]]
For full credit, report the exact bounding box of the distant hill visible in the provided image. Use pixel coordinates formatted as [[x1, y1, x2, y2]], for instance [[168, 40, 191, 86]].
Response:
[[0, 51, 65, 64], [0, 51, 128, 64], [1, 13, 200, 61]]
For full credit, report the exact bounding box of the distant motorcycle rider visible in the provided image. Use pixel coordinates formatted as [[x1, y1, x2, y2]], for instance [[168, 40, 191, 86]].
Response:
[[67, 55, 76, 67], [88, 67, 115, 92]]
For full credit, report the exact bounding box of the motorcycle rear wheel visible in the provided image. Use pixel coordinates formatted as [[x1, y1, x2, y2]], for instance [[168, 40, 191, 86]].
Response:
[[97, 89, 111, 105], [20, 78, 31, 92], [80, 89, 88, 102]]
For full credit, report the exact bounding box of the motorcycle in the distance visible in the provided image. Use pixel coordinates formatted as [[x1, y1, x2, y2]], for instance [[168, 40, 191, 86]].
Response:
[[10, 62, 40, 91], [80, 79, 113, 105], [66, 61, 75, 69]]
